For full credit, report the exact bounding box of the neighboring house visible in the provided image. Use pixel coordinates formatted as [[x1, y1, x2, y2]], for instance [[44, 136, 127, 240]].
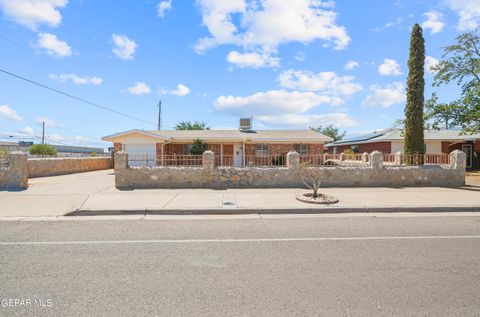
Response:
[[102, 125, 332, 167], [325, 129, 480, 169]]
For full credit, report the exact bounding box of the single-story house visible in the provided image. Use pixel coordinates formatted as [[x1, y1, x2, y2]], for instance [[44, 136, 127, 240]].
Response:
[[325, 129, 480, 169], [102, 128, 332, 167]]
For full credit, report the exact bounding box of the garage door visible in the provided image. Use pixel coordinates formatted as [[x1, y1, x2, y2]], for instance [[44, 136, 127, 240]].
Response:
[[124, 144, 156, 167]]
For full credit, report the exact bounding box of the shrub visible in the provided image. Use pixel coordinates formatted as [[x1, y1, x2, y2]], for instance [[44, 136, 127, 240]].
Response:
[[28, 144, 57, 156], [343, 148, 357, 155], [0, 147, 9, 155], [90, 152, 97, 157], [189, 139, 208, 155]]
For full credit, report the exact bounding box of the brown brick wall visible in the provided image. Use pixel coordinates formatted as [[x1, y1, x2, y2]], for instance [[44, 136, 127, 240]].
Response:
[[161, 143, 325, 156], [113, 143, 122, 153], [307, 144, 324, 155], [207, 144, 221, 155], [475, 141, 480, 153]]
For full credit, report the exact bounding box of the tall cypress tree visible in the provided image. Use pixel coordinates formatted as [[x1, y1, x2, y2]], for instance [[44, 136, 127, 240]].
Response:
[[404, 24, 425, 155]]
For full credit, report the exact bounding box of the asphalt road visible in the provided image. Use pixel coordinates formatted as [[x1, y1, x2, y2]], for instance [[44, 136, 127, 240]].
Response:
[[1, 215, 480, 316]]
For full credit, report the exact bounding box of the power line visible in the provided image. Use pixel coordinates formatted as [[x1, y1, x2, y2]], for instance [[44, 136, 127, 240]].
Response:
[[0, 68, 157, 127]]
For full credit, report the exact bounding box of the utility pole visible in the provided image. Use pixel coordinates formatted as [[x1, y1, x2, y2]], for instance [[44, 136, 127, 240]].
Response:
[[157, 100, 162, 130], [41, 121, 45, 144]]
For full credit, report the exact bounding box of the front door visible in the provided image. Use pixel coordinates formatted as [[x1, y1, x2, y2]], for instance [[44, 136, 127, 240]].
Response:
[[233, 144, 243, 167], [222, 144, 234, 166], [462, 144, 473, 168]]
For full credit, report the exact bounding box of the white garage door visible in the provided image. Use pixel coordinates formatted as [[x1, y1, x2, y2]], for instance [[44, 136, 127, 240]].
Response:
[[124, 144, 156, 167]]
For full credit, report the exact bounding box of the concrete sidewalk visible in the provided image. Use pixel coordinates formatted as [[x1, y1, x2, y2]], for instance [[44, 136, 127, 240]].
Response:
[[1, 169, 480, 217]]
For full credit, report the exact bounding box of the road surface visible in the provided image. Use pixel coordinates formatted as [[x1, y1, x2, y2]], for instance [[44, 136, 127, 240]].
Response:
[[1, 214, 480, 316]]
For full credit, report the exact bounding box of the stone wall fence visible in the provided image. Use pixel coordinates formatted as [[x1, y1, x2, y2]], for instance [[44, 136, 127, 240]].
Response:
[[114, 150, 466, 190], [0, 152, 28, 190], [28, 156, 112, 178], [0, 154, 113, 190]]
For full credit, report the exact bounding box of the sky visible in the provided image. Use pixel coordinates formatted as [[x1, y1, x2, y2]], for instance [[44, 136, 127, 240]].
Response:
[[0, 0, 479, 148]]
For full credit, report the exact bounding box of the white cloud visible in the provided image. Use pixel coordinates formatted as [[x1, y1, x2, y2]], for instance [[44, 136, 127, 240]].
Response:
[[214, 89, 342, 117], [422, 11, 445, 34], [159, 83, 191, 97], [111, 34, 137, 60], [445, 0, 480, 31], [157, 0, 172, 17], [378, 59, 402, 76], [256, 113, 359, 128], [36, 117, 61, 127], [278, 69, 362, 97], [226, 50, 280, 68], [127, 82, 151, 95], [37, 33, 72, 58], [425, 56, 440, 74], [0, 105, 22, 122], [344, 60, 359, 71], [0, 0, 67, 30], [49, 74, 103, 85], [170, 84, 190, 97], [361, 82, 405, 108], [195, 0, 350, 68], [18, 126, 35, 136]]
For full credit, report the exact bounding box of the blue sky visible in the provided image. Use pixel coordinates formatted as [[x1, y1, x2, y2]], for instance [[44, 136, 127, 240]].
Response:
[[0, 0, 478, 148]]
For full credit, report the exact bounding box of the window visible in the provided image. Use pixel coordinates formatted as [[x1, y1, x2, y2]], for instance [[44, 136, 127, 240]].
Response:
[[182, 144, 193, 155], [255, 144, 269, 156], [294, 144, 308, 155]]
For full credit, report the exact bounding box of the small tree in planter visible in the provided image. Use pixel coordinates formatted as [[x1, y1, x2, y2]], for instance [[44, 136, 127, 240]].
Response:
[[296, 162, 339, 204], [300, 164, 322, 198], [189, 138, 208, 155]]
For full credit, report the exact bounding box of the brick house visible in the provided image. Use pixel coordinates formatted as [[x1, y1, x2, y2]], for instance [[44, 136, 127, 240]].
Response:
[[325, 129, 480, 169], [102, 129, 332, 167]]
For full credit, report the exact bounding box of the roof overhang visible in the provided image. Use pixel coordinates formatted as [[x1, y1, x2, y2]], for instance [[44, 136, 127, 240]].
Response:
[[101, 129, 170, 142]]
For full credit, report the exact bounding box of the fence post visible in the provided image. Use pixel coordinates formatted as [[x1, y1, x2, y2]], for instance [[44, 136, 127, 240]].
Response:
[[114, 152, 128, 171], [370, 151, 383, 169], [394, 151, 403, 165], [8, 151, 28, 189], [361, 152, 369, 164], [287, 150, 300, 170], [203, 151, 215, 173], [450, 150, 466, 170]]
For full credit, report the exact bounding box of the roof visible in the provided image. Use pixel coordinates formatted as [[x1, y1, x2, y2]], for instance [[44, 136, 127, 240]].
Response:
[[326, 129, 480, 147], [102, 129, 333, 143]]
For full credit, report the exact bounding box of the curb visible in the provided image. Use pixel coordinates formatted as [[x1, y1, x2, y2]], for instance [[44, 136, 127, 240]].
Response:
[[73, 206, 480, 216]]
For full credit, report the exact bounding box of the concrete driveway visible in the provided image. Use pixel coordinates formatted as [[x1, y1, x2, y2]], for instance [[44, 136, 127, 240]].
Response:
[[0, 170, 115, 217]]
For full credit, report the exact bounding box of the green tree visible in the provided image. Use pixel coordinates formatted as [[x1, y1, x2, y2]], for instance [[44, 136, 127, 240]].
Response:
[[310, 125, 346, 142], [425, 93, 459, 130], [432, 30, 480, 133], [28, 144, 57, 156], [174, 121, 210, 130], [404, 24, 425, 155], [189, 138, 208, 155]]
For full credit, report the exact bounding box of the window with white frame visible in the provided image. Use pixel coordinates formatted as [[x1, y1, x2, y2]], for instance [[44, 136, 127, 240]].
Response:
[[294, 144, 308, 155], [255, 144, 269, 156]]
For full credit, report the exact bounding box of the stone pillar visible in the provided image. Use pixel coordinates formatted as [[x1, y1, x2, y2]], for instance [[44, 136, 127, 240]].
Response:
[[394, 151, 403, 165], [114, 152, 128, 171], [450, 150, 466, 170], [287, 150, 300, 170], [8, 152, 28, 189], [361, 152, 369, 164], [203, 151, 215, 173], [370, 151, 383, 169], [339, 153, 345, 161]]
